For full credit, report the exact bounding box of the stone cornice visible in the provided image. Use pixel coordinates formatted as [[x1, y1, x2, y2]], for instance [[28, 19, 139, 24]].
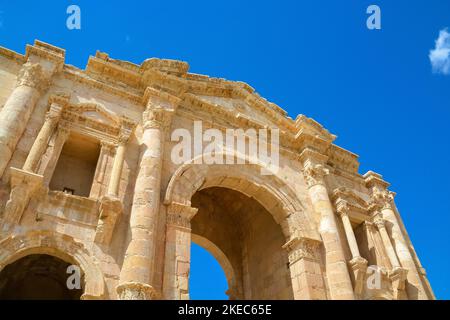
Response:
[[25, 40, 65, 72]]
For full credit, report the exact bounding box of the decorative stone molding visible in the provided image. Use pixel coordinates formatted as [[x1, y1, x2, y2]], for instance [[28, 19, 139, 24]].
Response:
[[282, 233, 322, 264], [299, 148, 330, 188], [166, 202, 198, 229]]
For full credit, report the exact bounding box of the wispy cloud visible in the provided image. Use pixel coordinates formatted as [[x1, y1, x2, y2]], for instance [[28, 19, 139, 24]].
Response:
[[429, 28, 450, 75], [0, 11, 4, 28]]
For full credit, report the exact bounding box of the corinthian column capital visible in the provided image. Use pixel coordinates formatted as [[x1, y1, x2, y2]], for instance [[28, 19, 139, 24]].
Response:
[[335, 199, 350, 218], [143, 107, 175, 129], [299, 148, 329, 188], [17, 62, 52, 92]]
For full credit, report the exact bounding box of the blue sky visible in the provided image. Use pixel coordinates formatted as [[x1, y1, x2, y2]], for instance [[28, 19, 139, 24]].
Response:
[[1, 0, 449, 299]]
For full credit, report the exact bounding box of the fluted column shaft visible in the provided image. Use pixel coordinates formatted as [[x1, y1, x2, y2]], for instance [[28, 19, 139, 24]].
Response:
[[0, 63, 51, 177]]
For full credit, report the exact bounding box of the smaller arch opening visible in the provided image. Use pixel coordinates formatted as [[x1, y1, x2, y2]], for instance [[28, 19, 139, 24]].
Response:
[[190, 242, 229, 300], [0, 254, 84, 300]]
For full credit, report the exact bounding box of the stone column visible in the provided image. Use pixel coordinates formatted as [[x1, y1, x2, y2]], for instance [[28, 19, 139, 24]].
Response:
[[23, 101, 65, 173], [117, 89, 179, 300], [42, 125, 71, 185], [0, 62, 53, 177], [335, 199, 368, 298], [95, 120, 135, 245], [300, 148, 355, 300], [107, 141, 126, 197], [162, 203, 198, 300], [373, 215, 401, 269], [283, 233, 327, 299], [373, 213, 408, 299], [365, 171, 429, 300], [105, 118, 134, 197]]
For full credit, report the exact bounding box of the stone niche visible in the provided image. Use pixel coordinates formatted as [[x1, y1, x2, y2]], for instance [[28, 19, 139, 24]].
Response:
[[49, 131, 101, 197]]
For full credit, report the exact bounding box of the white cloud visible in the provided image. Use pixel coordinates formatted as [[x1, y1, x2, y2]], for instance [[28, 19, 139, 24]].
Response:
[[429, 28, 450, 75]]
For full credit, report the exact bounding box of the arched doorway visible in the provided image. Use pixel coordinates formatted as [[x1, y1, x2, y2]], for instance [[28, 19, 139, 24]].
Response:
[[0, 254, 83, 300], [163, 161, 325, 300], [190, 187, 294, 300]]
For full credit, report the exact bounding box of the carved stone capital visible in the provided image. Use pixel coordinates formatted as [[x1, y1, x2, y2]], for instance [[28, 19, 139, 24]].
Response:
[[118, 116, 136, 144], [116, 282, 160, 300], [166, 202, 198, 228], [335, 198, 350, 218], [283, 234, 322, 264], [303, 162, 329, 188], [17, 62, 52, 92], [143, 107, 174, 130], [373, 216, 386, 230]]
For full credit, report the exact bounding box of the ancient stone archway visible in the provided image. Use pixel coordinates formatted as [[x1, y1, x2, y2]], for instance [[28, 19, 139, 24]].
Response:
[[0, 231, 106, 299], [0, 253, 83, 299], [162, 157, 327, 300]]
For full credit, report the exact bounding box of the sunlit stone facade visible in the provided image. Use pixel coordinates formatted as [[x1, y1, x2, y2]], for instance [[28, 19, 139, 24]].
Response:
[[0, 40, 434, 300]]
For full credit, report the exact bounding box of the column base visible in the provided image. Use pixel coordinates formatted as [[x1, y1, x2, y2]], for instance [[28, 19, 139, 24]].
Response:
[[116, 282, 160, 300]]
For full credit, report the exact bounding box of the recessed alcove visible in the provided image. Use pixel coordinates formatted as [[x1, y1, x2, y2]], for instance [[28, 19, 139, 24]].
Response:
[[49, 132, 100, 197]]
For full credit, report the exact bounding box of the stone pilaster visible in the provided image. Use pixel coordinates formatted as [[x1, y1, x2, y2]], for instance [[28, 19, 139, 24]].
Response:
[[300, 148, 355, 300], [283, 232, 327, 300], [0, 41, 65, 177], [117, 88, 180, 300], [365, 171, 430, 300], [162, 202, 198, 300]]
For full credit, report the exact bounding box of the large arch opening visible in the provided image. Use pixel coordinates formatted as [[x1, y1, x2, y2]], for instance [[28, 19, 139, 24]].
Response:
[[190, 187, 294, 300], [0, 254, 83, 300]]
